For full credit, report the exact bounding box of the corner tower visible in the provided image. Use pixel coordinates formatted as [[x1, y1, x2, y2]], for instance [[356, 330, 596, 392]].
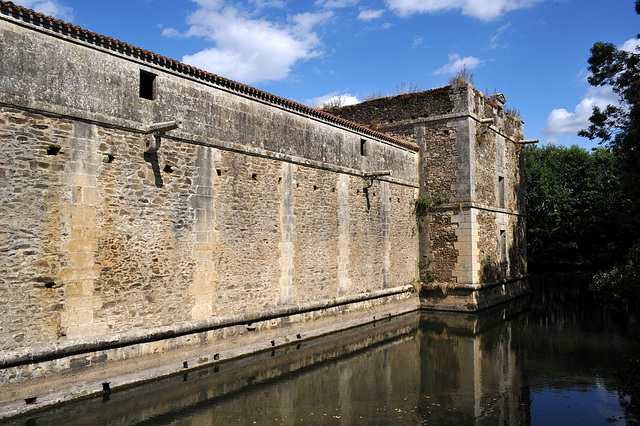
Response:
[[329, 82, 530, 311]]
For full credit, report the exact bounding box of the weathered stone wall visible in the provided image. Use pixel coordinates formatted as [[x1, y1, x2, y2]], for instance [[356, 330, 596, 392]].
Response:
[[471, 88, 523, 141], [330, 82, 528, 307], [421, 120, 460, 203], [0, 6, 420, 361], [326, 88, 455, 128]]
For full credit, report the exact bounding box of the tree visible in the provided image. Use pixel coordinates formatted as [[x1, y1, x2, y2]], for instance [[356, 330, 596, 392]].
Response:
[[579, 0, 640, 324], [579, 0, 640, 246], [524, 144, 622, 271]]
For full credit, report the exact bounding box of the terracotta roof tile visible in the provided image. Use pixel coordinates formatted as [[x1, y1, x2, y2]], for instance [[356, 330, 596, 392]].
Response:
[[0, 1, 419, 152]]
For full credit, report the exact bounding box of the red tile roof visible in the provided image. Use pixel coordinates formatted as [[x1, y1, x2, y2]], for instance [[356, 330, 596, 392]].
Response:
[[0, 1, 419, 152]]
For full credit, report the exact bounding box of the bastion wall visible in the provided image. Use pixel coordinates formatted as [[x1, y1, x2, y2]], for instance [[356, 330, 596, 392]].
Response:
[[329, 85, 529, 311], [0, 2, 420, 416]]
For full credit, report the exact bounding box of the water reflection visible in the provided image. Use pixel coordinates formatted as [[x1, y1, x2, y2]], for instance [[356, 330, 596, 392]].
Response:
[[10, 276, 640, 425]]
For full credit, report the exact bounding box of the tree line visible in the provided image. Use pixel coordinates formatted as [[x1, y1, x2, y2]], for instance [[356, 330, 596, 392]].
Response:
[[525, 1, 640, 311]]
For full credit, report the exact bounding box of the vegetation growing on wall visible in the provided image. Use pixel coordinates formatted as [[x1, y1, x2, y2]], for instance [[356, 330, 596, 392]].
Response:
[[448, 66, 474, 86], [412, 194, 446, 217]]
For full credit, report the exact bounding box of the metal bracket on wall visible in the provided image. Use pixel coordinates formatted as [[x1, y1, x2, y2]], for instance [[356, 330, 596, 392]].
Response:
[[143, 118, 184, 153]]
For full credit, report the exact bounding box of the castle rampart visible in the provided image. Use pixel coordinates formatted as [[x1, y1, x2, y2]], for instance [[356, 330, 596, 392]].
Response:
[[0, 0, 529, 417], [329, 86, 529, 311], [0, 1, 420, 417]]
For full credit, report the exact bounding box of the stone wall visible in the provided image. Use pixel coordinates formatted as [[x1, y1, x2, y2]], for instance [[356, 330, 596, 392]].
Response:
[[326, 87, 455, 128], [0, 3, 421, 410], [330, 83, 529, 310]]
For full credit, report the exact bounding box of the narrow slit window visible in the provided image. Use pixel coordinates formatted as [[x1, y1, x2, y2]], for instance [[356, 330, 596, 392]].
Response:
[[139, 70, 156, 100], [500, 229, 507, 263], [360, 138, 367, 156], [498, 175, 505, 208]]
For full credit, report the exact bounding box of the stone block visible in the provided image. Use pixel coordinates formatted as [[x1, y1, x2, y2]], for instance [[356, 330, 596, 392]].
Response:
[[191, 304, 213, 320]]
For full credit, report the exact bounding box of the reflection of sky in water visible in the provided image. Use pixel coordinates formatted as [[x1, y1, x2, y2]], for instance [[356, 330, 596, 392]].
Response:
[[531, 384, 624, 425]]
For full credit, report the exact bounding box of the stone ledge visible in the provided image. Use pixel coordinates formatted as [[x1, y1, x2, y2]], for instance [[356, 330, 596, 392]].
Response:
[[0, 286, 416, 369], [419, 277, 530, 312], [0, 291, 419, 419], [1, 310, 421, 423]]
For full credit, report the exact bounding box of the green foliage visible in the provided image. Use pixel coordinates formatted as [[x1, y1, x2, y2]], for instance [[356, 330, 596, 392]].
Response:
[[524, 144, 623, 270], [417, 258, 437, 284], [579, 2, 640, 245], [590, 243, 640, 311], [412, 195, 445, 217]]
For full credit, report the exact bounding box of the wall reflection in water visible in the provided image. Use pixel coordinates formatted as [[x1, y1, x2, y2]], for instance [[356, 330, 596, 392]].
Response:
[[14, 279, 640, 425], [418, 297, 531, 425]]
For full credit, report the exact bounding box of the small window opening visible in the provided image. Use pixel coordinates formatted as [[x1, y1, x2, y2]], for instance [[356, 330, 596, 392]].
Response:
[[183, 361, 189, 368], [103, 154, 115, 164], [139, 70, 156, 100], [500, 229, 507, 262], [47, 145, 61, 156], [360, 138, 367, 156], [25, 397, 37, 405], [313, 185, 317, 191], [214, 353, 220, 360], [163, 164, 174, 174], [102, 382, 111, 392], [498, 176, 505, 208], [252, 173, 258, 181], [216, 169, 222, 176], [44, 281, 56, 289]]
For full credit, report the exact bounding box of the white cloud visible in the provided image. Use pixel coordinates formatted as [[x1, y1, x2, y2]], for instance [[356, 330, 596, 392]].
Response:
[[385, 0, 542, 21], [412, 35, 423, 48], [161, 27, 182, 38], [18, 0, 74, 21], [173, 3, 330, 84], [488, 23, 510, 49], [315, 0, 359, 9], [434, 53, 484, 75], [306, 92, 360, 108], [358, 9, 385, 20], [290, 11, 334, 33], [248, 0, 286, 8], [620, 38, 640, 53], [541, 86, 619, 137]]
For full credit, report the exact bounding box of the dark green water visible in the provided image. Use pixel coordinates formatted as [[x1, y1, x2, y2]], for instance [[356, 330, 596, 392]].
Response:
[[10, 276, 640, 425]]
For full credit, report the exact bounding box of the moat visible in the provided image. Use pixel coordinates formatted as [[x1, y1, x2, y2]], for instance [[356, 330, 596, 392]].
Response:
[[7, 276, 640, 425]]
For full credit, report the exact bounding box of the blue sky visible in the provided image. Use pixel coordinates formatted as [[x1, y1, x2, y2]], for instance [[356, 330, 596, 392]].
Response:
[[17, 0, 640, 149]]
